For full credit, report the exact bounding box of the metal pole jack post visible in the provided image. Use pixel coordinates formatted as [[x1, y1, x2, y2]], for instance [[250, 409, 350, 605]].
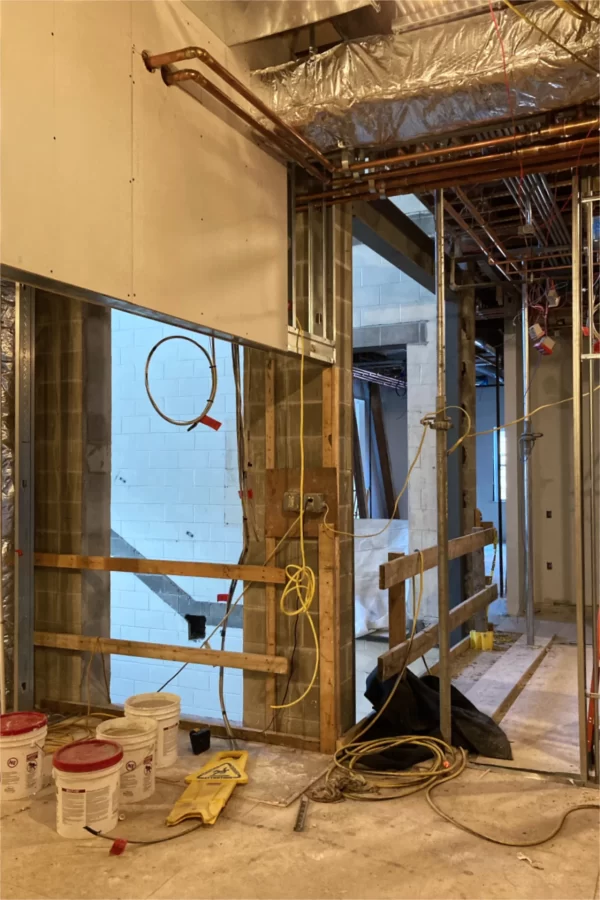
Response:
[[435, 190, 452, 744], [571, 174, 589, 784], [584, 182, 599, 781], [520, 277, 539, 647]]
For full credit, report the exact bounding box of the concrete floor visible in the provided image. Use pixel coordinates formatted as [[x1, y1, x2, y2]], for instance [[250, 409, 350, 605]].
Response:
[[1, 761, 598, 900]]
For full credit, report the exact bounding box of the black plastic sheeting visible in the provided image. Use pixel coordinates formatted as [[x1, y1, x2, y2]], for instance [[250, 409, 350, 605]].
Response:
[[358, 667, 512, 770]]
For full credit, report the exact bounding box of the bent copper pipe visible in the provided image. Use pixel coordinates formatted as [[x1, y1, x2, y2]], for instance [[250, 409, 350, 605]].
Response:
[[163, 68, 327, 183], [143, 46, 335, 176], [343, 117, 599, 176]]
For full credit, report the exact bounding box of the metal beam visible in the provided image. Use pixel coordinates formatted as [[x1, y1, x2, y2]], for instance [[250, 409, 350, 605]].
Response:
[[353, 322, 427, 350], [354, 199, 460, 299]]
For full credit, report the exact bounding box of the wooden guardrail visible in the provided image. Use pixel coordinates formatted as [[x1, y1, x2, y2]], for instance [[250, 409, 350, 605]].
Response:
[[379, 527, 496, 589], [377, 526, 498, 680], [34, 553, 287, 584], [378, 584, 498, 680], [33, 552, 290, 676], [33, 632, 289, 675]]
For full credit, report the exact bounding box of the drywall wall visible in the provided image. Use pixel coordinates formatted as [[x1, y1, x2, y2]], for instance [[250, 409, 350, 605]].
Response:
[[0, 1, 288, 351]]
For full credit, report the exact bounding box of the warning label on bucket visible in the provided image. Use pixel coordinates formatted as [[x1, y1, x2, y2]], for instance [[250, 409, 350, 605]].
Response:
[[61, 788, 86, 826], [60, 785, 113, 826], [26, 751, 39, 790], [143, 754, 153, 794]]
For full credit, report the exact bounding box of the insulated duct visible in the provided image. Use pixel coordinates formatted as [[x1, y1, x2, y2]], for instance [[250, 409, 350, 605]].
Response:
[[254, 1, 599, 152], [1, 279, 15, 710]]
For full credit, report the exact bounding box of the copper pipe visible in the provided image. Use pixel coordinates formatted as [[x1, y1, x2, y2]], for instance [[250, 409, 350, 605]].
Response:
[[300, 137, 600, 204], [297, 151, 600, 210], [344, 117, 599, 176], [299, 140, 600, 206], [143, 46, 335, 175], [163, 69, 327, 183]]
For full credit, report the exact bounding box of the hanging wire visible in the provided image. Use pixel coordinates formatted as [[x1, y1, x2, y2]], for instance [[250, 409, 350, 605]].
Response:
[[145, 334, 217, 431]]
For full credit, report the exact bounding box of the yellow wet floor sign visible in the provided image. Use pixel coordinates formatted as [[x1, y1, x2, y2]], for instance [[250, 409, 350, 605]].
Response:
[[166, 750, 249, 826]]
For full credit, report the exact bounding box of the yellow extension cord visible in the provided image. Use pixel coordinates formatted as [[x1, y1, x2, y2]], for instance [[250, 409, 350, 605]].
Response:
[[271, 323, 319, 710]]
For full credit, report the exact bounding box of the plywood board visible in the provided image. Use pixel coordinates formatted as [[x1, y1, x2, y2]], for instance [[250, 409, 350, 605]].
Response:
[[1, 1, 288, 351], [474, 645, 588, 775], [465, 634, 553, 721]]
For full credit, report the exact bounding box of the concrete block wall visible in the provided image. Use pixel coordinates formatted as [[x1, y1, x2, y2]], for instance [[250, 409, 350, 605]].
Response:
[[34, 293, 111, 705], [110, 310, 243, 718], [353, 243, 439, 619]]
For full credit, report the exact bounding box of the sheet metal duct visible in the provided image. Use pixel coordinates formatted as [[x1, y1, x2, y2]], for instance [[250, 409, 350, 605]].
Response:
[[1, 279, 15, 710], [183, 0, 375, 46], [254, 1, 599, 151]]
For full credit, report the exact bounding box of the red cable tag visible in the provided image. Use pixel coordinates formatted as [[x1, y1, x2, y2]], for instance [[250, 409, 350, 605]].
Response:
[[200, 415, 222, 431], [110, 838, 128, 856]]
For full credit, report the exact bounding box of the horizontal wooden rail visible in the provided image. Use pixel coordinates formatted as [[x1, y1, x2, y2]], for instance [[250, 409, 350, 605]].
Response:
[[34, 632, 289, 675], [34, 553, 287, 585], [379, 527, 497, 589], [378, 584, 498, 680]]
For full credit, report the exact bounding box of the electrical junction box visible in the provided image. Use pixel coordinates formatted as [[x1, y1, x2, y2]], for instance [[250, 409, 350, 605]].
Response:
[[547, 289, 560, 308], [529, 323, 544, 341], [535, 335, 555, 356], [283, 492, 326, 514]]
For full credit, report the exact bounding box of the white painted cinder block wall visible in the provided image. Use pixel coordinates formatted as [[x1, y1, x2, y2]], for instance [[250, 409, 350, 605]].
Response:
[[353, 237, 439, 619], [110, 310, 243, 720]]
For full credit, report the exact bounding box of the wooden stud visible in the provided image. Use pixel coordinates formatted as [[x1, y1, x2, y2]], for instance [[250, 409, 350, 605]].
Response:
[[353, 404, 368, 518], [265, 355, 277, 719], [378, 584, 498, 680], [265, 537, 277, 715], [369, 382, 397, 519], [379, 527, 497, 589], [318, 523, 337, 753], [322, 366, 335, 468], [469, 526, 488, 632], [34, 553, 286, 584], [387, 552, 406, 649], [265, 356, 275, 469], [34, 631, 290, 675]]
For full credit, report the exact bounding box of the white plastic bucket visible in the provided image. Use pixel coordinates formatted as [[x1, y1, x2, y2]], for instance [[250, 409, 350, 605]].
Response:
[[96, 716, 157, 803], [52, 739, 123, 839], [124, 692, 180, 769], [0, 711, 48, 800]]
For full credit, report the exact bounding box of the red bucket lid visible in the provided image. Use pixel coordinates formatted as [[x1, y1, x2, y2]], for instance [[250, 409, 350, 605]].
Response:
[[53, 739, 123, 773], [0, 711, 48, 737]]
